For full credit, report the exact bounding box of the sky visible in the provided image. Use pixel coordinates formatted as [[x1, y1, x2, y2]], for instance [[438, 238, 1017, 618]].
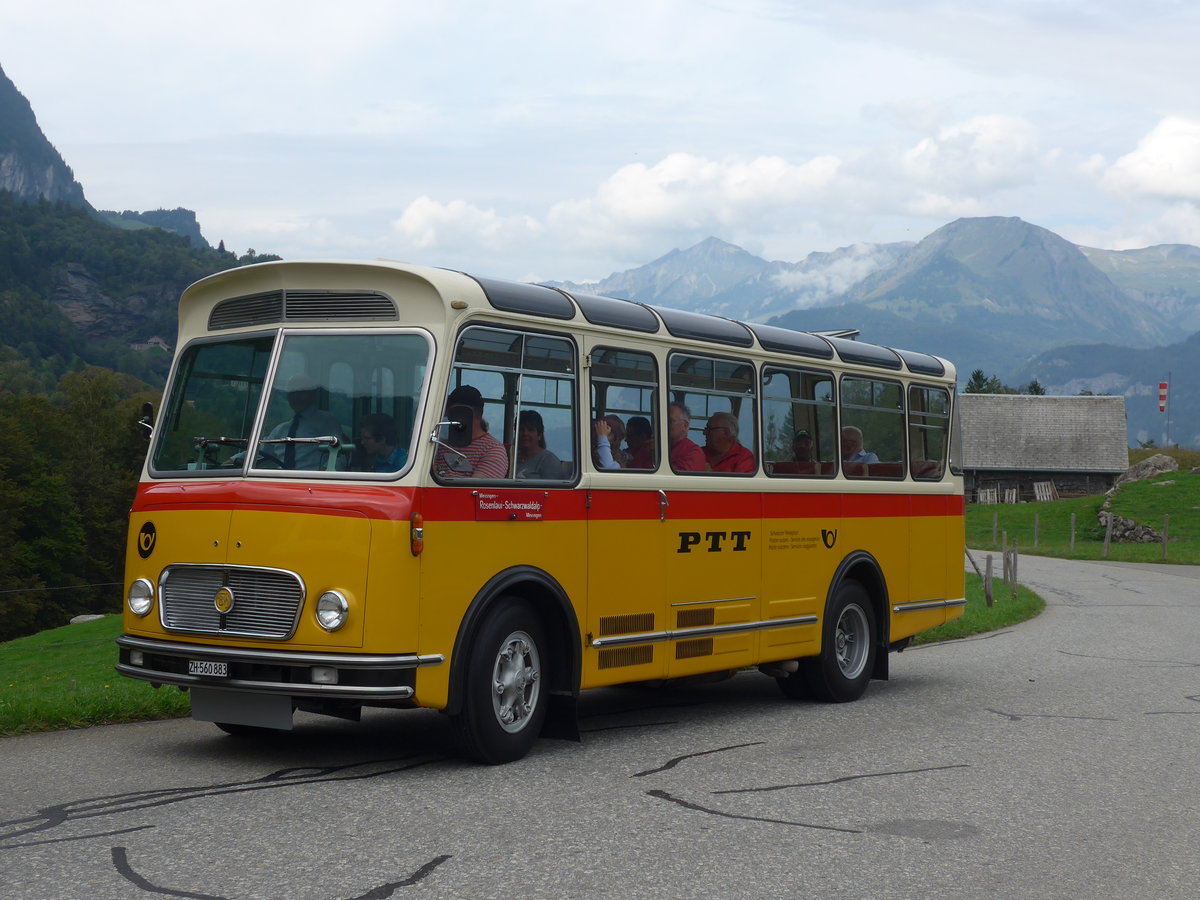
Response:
[[5, 0, 1200, 284]]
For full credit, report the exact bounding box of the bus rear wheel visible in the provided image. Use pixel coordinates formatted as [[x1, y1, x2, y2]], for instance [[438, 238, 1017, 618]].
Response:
[[778, 580, 876, 703], [452, 600, 547, 764]]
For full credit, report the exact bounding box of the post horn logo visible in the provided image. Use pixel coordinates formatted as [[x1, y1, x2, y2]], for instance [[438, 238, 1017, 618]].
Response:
[[213, 587, 235, 615], [821, 528, 838, 549], [137, 522, 157, 559]]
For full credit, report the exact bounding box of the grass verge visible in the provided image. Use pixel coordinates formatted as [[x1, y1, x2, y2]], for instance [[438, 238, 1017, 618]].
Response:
[[0, 614, 189, 736], [911, 572, 1044, 644]]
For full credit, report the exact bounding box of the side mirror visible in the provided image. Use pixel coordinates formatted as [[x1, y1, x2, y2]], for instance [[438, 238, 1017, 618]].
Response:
[[138, 402, 155, 440], [443, 404, 474, 448]]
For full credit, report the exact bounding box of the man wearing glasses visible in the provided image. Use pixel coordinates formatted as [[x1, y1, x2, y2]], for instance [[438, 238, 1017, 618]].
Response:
[[702, 412, 755, 473]]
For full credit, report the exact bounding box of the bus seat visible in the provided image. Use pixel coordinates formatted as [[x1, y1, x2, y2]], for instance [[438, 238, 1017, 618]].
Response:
[[869, 462, 904, 478], [842, 461, 866, 477], [768, 461, 817, 475]]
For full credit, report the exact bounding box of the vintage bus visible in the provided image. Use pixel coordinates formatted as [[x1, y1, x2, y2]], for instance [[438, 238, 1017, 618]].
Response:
[[117, 260, 965, 763]]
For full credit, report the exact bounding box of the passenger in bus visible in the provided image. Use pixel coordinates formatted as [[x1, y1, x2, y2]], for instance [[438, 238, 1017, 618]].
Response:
[[625, 415, 655, 468], [592, 415, 630, 469], [792, 429, 816, 462], [260, 373, 346, 470], [668, 403, 706, 472], [515, 410, 563, 479], [434, 384, 509, 479], [841, 425, 879, 464], [702, 412, 755, 473], [357, 413, 407, 472]]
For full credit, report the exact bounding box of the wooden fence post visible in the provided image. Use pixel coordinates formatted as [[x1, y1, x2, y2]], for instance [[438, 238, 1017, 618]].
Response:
[[1103, 513, 1112, 558], [984, 554, 993, 607], [1162, 514, 1170, 560], [1070, 513, 1076, 553], [1010, 540, 1018, 603], [992, 512, 998, 545], [1034, 513, 1039, 548]]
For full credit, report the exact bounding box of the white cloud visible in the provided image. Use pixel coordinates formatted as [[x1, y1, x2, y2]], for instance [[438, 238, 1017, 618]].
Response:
[[901, 115, 1041, 195], [546, 152, 842, 256], [1101, 117, 1200, 202], [391, 197, 542, 251]]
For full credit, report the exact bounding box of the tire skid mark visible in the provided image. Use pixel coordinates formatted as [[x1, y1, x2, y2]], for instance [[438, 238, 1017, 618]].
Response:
[[711, 763, 970, 795], [111, 846, 452, 900], [646, 789, 861, 834], [633, 742, 767, 777], [0, 756, 442, 847], [985, 707, 1118, 722]]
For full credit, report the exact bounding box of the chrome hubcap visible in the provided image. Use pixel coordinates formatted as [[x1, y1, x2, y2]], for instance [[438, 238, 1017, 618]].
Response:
[[491, 631, 541, 733]]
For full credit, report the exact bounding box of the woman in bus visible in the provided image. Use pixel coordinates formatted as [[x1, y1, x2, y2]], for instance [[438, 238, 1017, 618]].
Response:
[[625, 415, 655, 468], [592, 414, 630, 469], [515, 409, 563, 479]]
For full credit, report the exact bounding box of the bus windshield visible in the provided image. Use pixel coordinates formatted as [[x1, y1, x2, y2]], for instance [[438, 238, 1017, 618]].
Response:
[[150, 331, 430, 476]]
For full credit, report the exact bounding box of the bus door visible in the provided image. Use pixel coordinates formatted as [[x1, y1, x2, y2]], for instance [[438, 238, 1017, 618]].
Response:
[[664, 353, 762, 677], [584, 346, 669, 685], [906, 384, 957, 629]]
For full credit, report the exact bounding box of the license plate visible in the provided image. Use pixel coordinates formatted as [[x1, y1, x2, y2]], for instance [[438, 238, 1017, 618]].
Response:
[[188, 660, 228, 677]]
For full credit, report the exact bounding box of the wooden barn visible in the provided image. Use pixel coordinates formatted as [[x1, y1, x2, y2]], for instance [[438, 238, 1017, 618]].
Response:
[[958, 394, 1129, 501]]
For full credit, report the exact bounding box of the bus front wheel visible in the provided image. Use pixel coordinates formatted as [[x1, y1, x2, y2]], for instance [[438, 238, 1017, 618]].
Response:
[[452, 600, 547, 764], [779, 580, 876, 703]]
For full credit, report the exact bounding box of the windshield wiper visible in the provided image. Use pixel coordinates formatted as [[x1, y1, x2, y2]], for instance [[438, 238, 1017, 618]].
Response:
[[193, 436, 250, 448]]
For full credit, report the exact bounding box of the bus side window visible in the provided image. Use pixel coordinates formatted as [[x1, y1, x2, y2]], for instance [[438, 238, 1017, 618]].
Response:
[[669, 353, 757, 474], [588, 347, 659, 472], [762, 366, 836, 478], [909, 385, 950, 480], [840, 376, 905, 479], [434, 326, 577, 482]]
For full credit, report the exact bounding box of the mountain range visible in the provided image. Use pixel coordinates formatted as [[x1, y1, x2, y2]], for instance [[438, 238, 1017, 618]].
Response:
[[554, 220, 1199, 446], [1, 61, 1196, 447]]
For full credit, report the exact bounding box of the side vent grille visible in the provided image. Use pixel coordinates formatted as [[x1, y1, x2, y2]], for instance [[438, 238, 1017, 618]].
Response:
[[676, 608, 715, 628], [208, 290, 399, 330], [676, 638, 714, 659], [599, 612, 654, 637], [599, 646, 653, 669]]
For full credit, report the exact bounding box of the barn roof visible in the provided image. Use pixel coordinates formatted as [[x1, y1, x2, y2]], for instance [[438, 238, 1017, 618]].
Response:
[[958, 394, 1129, 473]]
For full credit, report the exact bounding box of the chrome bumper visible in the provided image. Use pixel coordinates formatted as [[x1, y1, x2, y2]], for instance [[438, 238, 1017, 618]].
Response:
[[116, 634, 444, 700]]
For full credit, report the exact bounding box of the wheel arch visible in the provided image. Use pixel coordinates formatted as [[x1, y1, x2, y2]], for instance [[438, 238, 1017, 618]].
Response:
[[828, 550, 891, 681], [444, 565, 581, 717]]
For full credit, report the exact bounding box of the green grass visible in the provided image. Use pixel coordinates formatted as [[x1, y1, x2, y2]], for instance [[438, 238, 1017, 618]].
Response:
[[912, 573, 1044, 644], [968, 470, 1200, 564], [0, 614, 189, 736]]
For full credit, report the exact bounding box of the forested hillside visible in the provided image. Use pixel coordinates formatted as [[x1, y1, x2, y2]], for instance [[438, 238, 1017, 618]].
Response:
[[0, 191, 275, 391], [0, 192, 277, 640]]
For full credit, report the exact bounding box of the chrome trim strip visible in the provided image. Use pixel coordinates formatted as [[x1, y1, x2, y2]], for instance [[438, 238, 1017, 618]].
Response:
[[892, 598, 967, 613], [670, 596, 756, 607], [114, 664, 415, 699], [117, 634, 445, 669], [591, 615, 817, 649]]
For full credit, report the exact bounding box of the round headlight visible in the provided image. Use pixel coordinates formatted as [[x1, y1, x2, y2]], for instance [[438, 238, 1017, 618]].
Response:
[[315, 591, 349, 631], [128, 578, 154, 616]]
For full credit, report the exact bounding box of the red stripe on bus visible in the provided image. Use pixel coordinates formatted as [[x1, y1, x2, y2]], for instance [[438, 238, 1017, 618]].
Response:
[[134, 481, 963, 523], [133, 481, 417, 521]]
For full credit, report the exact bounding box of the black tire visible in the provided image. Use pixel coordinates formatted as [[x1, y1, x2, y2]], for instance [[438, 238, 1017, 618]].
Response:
[[778, 580, 876, 703], [452, 600, 548, 764]]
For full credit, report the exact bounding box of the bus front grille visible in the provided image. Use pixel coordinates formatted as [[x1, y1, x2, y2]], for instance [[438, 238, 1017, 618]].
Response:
[[159, 565, 305, 639]]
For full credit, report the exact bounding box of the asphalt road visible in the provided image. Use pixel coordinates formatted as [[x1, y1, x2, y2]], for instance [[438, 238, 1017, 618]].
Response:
[[2, 555, 1198, 899]]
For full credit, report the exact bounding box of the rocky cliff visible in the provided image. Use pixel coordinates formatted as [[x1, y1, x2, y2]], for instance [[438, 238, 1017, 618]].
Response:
[[0, 62, 91, 209]]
